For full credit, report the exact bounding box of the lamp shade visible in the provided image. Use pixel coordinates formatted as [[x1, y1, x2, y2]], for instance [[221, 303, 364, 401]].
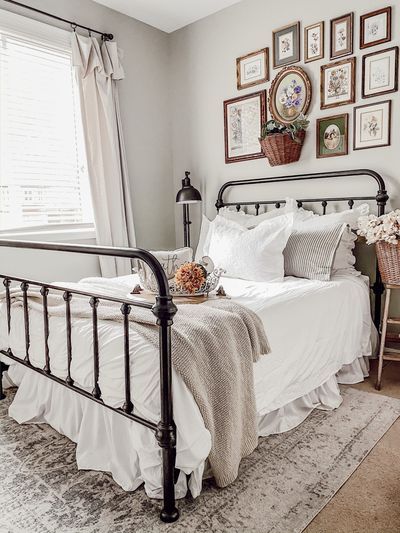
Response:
[[176, 171, 202, 204]]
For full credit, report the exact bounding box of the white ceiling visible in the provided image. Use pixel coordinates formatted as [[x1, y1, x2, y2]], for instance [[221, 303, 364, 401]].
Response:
[[93, 0, 243, 33]]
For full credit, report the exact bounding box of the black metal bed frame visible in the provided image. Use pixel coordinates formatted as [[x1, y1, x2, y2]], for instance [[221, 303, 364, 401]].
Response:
[[0, 242, 179, 523], [215, 169, 388, 326], [0, 168, 389, 525]]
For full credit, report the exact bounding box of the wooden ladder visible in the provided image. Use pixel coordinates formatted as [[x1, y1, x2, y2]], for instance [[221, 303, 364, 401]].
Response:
[[376, 284, 400, 390]]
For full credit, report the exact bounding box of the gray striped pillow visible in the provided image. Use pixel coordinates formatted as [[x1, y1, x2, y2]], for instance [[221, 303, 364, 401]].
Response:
[[284, 223, 346, 281]]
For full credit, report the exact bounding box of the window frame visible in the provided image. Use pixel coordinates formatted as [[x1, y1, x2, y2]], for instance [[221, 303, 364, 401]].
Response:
[[0, 9, 95, 241]]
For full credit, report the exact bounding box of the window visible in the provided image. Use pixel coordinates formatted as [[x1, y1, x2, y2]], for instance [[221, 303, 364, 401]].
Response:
[[0, 13, 94, 233]]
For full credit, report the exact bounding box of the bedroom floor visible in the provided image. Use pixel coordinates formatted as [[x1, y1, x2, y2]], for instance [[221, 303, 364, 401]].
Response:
[[1, 359, 399, 532], [305, 359, 400, 533]]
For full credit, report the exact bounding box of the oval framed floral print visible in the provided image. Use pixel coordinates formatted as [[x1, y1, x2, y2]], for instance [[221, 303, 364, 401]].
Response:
[[269, 66, 312, 124]]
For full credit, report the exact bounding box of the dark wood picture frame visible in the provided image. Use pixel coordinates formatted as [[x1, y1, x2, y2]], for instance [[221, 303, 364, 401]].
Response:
[[223, 90, 267, 164], [304, 21, 324, 63], [330, 13, 354, 59], [320, 57, 356, 110], [360, 7, 392, 49], [353, 100, 392, 151], [269, 66, 312, 125], [272, 21, 300, 69], [236, 48, 269, 90], [316, 113, 349, 158], [362, 46, 399, 99]]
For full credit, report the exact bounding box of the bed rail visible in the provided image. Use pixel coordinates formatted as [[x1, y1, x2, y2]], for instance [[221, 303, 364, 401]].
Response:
[[0, 240, 179, 523], [215, 169, 389, 327]]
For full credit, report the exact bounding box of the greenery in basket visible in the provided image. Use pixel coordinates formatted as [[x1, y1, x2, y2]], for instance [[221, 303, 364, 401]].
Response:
[[260, 114, 310, 144], [358, 211, 400, 245]]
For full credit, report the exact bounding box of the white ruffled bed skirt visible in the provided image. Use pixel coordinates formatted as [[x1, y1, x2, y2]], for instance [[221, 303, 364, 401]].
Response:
[[2, 354, 370, 499]]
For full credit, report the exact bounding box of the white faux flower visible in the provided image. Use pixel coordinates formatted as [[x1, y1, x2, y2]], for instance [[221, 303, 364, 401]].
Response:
[[357, 210, 400, 245]]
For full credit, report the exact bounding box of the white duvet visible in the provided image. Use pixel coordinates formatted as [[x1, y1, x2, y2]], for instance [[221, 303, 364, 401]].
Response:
[[0, 272, 375, 498]]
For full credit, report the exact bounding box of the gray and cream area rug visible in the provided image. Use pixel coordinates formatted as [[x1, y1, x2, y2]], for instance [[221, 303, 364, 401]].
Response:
[[1, 387, 399, 533]]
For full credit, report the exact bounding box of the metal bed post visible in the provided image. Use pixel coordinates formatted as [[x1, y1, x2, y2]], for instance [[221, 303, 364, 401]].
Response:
[[0, 362, 8, 400], [153, 293, 179, 523], [373, 187, 390, 327], [0, 240, 180, 523]]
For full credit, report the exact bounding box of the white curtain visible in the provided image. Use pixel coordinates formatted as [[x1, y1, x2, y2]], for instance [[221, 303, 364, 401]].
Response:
[[71, 33, 136, 277]]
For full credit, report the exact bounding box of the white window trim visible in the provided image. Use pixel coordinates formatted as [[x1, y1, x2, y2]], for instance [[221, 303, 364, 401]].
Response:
[[0, 223, 96, 242], [0, 8, 95, 239]]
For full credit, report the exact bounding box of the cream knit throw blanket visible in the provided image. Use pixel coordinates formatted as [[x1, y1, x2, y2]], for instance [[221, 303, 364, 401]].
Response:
[[4, 285, 270, 487]]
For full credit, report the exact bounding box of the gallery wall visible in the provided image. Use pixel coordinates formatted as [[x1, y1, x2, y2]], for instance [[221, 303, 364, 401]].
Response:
[[1, 0, 399, 283], [169, 0, 399, 250]]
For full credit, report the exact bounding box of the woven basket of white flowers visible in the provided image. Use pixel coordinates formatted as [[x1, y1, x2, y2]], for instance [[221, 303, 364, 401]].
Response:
[[358, 210, 400, 285]]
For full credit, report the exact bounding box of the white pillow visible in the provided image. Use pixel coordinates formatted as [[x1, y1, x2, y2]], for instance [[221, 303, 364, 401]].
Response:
[[293, 204, 370, 276], [298, 203, 369, 230], [218, 197, 299, 228], [284, 223, 346, 281], [207, 213, 294, 282], [138, 247, 193, 290], [195, 198, 312, 261], [195, 214, 212, 262]]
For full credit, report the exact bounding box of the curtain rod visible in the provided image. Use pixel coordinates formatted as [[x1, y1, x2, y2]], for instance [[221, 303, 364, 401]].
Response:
[[3, 0, 114, 40]]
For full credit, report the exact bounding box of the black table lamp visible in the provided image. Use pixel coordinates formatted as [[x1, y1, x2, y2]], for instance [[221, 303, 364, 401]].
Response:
[[176, 171, 202, 248]]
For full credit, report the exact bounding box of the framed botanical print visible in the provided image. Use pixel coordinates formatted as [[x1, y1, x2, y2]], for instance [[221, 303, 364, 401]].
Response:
[[360, 7, 392, 49], [330, 13, 353, 59], [316, 114, 348, 158], [362, 47, 398, 98], [223, 90, 267, 163], [353, 100, 391, 150], [269, 66, 312, 124], [305, 22, 324, 63], [320, 57, 356, 110], [236, 48, 269, 90], [272, 22, 300, 69]]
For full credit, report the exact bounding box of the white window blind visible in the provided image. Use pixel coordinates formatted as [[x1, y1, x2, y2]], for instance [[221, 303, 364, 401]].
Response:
[[0, 14, 94, 232]]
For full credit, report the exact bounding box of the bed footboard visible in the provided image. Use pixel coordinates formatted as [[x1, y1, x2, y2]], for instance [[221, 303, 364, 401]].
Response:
[[0, 240, 179, 523]]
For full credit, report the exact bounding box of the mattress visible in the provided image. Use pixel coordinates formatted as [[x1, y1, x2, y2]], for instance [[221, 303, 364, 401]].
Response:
[[0, 272, 376, 498]]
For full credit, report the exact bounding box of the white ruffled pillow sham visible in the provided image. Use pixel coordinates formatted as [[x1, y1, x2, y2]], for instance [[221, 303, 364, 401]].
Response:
[[207, 213, 294, 282], [217, 197, 299, 228]]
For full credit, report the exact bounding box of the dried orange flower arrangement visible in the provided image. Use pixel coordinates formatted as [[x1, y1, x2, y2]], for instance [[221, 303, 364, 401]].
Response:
[[174, 262, 207, 294]]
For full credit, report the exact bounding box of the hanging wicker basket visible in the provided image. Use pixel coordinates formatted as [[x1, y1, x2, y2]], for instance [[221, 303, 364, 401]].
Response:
[[259, 130, 306, 166], [376, 241, 400, 285]]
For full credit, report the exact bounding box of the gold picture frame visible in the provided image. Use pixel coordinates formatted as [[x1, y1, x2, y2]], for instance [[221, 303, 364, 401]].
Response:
[[269, 66, 312, 125], [223, 90, 267, 163], [316, 113, 349, 158], [304, 21, 324, 63], [236, 48, 269, 90], [272, 21, 300, 69], [330, 13, 353, 59], [320, 57, 356, 110]]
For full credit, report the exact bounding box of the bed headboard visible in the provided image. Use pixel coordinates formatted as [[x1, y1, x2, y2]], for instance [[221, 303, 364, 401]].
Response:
[[215, 169, 389, 326]]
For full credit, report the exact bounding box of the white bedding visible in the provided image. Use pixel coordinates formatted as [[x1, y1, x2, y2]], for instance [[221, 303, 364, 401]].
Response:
[[0, 272, 376, 498]]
